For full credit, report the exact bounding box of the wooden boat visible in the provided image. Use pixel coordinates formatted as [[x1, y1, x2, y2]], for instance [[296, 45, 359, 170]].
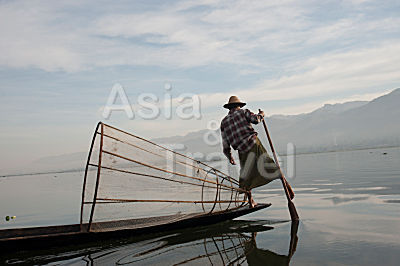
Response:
[[0, 204, 270, 252], [0, 122, 271, 251]]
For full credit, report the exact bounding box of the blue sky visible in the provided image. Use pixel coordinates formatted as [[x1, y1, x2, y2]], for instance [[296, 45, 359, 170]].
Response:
[[1, 0, 400, 170]]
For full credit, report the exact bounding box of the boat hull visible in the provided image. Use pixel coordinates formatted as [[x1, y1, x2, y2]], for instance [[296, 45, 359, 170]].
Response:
[[0, 203, 270, 252]]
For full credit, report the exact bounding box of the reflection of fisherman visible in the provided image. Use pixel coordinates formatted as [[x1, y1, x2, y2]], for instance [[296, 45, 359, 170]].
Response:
[[245, 237, 290, 265], [245, 221, 299, 265], [244, 233, 292, 266], [220, 96, 281, 207]]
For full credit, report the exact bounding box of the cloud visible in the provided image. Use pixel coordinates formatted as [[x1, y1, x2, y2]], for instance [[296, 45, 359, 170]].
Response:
[[306, 16, 400, 46], [0, 1, 85, 71], [1, 0, 399, 72], [96, 38, 400, 121], [194, 41, 400, 111]]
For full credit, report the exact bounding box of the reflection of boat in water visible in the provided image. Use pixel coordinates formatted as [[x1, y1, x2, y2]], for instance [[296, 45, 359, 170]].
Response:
[[80, 220, 299, 265], [0, 123, 272, 251], [97, 221, 298, 265], [2, 220, 299, 265]]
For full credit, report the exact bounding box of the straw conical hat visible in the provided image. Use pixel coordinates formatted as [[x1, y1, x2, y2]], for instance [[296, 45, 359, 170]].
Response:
[[223, 96, 246, 109]]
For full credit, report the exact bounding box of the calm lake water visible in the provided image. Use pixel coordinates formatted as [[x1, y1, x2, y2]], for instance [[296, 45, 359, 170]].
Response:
[[1, 147, 399, 265]]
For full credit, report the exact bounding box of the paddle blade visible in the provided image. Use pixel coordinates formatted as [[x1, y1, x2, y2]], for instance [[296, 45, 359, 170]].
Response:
[[289, 220, 299, 258]]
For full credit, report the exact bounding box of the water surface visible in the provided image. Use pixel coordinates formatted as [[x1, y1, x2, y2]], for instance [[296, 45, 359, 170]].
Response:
[[1, 147, 399, 265]]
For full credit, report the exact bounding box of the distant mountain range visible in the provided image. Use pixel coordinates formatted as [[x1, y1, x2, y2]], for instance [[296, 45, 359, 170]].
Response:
[[154, 88, 400, 156], [3, 88, 399, 176]]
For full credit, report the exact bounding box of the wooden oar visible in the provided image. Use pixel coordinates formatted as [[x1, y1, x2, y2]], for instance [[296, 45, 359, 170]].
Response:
[[258, 110, 295, 199], [259, 109, 299, 221]]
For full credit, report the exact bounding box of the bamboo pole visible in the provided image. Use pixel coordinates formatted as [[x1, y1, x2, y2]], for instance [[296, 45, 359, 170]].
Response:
[[80, 122, 101, 228]]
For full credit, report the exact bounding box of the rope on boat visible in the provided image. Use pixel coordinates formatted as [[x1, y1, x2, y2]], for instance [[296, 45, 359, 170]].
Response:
[[101, 132, 239, 186], [102, 150, 246, 193], [103, 123, 240, 185], [89, 164, 232, 191]]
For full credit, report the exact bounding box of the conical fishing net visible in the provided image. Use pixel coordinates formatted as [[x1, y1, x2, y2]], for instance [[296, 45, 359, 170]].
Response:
[[80, 123, 247, 232]]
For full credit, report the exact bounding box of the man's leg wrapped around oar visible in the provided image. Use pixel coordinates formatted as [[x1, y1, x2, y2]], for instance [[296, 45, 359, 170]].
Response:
[[238, 137, 282, 207]]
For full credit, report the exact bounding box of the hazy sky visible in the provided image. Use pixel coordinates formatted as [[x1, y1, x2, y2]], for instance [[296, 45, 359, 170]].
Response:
[[0, 0, 399, 170]]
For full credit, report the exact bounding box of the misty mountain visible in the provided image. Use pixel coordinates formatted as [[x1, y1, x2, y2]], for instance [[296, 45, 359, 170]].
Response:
[[266, 89, 400, 154], [7, 88, 398, 176], [154, 88, 400, 156]]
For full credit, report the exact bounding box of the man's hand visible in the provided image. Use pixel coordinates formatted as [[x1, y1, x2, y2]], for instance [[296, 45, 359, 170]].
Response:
[[258, 109, 265, 117], [230, 157, 236, 165]]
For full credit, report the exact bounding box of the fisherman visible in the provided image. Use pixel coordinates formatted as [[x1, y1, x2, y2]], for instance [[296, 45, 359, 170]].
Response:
[[220, 96, 281, 208]]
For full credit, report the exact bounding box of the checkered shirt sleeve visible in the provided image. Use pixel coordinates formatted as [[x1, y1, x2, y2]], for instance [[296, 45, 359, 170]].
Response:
[[220, 108, 263, 159]]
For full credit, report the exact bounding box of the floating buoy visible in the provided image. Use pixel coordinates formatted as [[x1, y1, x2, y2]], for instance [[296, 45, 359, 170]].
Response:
[[11, 216, 16, 219]]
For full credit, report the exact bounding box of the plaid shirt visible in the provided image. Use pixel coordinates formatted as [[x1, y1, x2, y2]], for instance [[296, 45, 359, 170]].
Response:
[[220, 108, 263, 159]]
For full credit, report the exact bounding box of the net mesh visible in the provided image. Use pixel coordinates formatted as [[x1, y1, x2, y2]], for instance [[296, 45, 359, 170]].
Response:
[[80, 123, 248, 232]]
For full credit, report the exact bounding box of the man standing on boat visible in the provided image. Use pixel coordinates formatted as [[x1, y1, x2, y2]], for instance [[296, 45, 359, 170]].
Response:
[[220, 96, 281, 208]]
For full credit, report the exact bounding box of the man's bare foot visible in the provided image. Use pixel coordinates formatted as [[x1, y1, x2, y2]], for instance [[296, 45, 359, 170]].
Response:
[[248, 191, 257, 208], [250, 198, 258, 208]]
